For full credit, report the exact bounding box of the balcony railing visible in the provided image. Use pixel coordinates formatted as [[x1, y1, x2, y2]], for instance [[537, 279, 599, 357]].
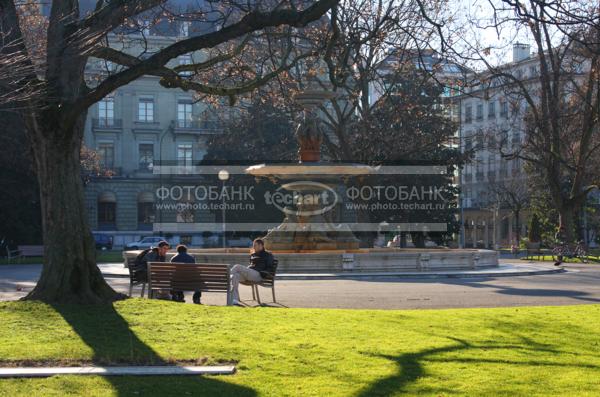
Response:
[[174, 119, 223, 133], [476, 172, 485, 181], [92, 118, 122, 129], [175, 119, 201, 129]]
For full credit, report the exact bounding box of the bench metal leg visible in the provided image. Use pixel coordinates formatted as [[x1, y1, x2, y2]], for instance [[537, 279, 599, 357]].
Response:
[[271, 285, 276, 303], [128, 283, 133, 297], [255, 285, 262, 305], [251, 284, 256, 300], [141, 283, 146, 298]]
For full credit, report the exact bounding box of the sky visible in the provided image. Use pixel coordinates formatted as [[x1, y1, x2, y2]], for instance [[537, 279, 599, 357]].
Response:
[[448, 0, 535, 66]]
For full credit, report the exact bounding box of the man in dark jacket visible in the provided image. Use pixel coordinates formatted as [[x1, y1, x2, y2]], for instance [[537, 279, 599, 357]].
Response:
[[170, 244, 201, 304], [230, 238, 275, 306], [143, 241, 170, 299]]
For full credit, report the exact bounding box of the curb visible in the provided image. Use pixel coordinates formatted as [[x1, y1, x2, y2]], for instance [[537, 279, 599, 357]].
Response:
[[101, 266, 566, 280]]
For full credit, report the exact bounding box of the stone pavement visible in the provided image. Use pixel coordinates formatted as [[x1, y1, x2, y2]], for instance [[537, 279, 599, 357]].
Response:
[[2, 261, 600, 309], [0, 366, 236, 378]]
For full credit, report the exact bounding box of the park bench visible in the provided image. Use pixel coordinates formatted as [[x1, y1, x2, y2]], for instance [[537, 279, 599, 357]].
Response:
[[127, 265, 148, 298], [5, 246, 21, 264], [147, 262, 232, 305], [18, 245, 44, 257], [241, 259, 278, 305], [524, 242, 551, 260], [4, 245, 44, 264]]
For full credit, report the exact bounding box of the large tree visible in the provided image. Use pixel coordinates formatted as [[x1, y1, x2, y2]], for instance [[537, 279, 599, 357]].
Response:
[[0, 0, 337, 303], [441, 0, 600, 243]]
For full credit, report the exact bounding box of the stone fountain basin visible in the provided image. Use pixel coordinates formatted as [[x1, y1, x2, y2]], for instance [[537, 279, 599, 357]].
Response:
[[245, 162, 374, 181], [123, 248, 498, 273]]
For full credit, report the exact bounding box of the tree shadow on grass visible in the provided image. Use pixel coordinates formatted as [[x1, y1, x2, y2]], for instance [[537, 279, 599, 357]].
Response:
[[52, 303, 256, 397], [354, 336, 597, 397]]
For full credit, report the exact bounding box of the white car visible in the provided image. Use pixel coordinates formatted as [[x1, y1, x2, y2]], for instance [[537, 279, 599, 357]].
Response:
[[124, 236, 169, 251]]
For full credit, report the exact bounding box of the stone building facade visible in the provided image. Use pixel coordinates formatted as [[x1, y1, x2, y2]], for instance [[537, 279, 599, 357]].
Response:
[[83, 32, 221, 248]]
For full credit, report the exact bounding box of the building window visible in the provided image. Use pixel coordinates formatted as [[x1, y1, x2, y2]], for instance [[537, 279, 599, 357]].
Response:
[[98, 192, 116, 230], [511, 101, 520, 116], [139, 143, 154, 171], [97, 143, 115, 170], [98, 96, 114, 126], [179, 54, 193, 76], [137, 192, 155, 230], [180, 21, 190, 37], [176, 201, 195, 223], [138, 97, 154, 122], [464, 137, 472, 151], [140, 19, 151, 35], [515, 69, 523, 79], [500, 100, 508, 117], [138, 202, 155, 226], [488, 101, 495, 118], [476, 103, 483, 120], [464, 105, 472, 123], [177, 100, 193, 127], [177, 144, 193, 167], [475, 131, 484, 150], [512, 133, 521, 147], [529, 66, 537, 77]]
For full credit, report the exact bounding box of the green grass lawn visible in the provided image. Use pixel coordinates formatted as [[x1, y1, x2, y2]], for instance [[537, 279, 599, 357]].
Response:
[[0, 301, 599, 396]]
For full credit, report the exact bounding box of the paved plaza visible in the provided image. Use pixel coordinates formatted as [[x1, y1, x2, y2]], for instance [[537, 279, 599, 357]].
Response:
[[1, 260, 599, 309]]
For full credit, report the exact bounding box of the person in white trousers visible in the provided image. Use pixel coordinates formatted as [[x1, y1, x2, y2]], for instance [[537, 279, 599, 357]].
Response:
[[230, 238, 274, 306]]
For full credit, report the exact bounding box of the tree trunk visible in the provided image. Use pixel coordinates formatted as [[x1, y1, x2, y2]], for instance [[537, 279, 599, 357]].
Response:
[[24, 112, 122, 304], [558, 206, 577, 244], [514, 209, 521, 244]]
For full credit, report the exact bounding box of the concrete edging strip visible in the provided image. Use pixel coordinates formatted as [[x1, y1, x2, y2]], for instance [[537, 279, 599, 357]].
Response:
[[0, 365, 236, 378]]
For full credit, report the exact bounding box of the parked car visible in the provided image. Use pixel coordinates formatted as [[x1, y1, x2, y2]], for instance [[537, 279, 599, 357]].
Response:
[[124, 236, 168, 250], [93, 233, 113, 250]]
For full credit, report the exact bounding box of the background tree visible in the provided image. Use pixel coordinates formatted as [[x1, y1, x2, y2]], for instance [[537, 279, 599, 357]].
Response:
[[0, 111, 41, 246], [488, 178, 530, 244], [316, 0, 448, 160], [441, 0, 600, 244], [528, 213, 542, 244], [348, 69, 465, 246], [204, 100, 297, 162], [0, 0, 337, 303]]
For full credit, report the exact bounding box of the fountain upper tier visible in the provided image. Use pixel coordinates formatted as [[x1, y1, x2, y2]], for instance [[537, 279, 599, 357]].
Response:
[[245, 162, 374, 181]]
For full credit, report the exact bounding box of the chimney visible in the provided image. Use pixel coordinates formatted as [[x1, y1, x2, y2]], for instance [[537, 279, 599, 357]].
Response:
[[512, 43, 530, 63]]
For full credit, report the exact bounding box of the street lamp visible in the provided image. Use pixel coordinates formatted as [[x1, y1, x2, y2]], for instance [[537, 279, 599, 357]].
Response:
[[218, 169, 230, 249]]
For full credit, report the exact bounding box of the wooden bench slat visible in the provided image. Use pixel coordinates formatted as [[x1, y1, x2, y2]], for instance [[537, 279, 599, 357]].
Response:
[[147, 262, 232, 304]]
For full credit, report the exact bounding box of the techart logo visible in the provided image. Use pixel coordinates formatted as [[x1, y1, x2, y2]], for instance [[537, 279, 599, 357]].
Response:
[[264, 181, 338, 216]]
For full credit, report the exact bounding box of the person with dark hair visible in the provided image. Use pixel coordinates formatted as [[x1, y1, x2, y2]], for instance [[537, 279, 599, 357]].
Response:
[[230, 238, 275, 306], [143, 240, 171, 299], [170, 244, 201, 304]]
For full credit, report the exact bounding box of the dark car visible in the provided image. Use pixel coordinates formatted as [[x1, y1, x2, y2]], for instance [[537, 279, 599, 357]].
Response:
[[93, 233, 113, 250]]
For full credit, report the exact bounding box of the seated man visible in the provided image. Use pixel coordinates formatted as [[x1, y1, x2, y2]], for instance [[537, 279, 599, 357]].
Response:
[[230, 238, 275, 306], [143, 240, 170, 299], [170, 244, 201, 304]]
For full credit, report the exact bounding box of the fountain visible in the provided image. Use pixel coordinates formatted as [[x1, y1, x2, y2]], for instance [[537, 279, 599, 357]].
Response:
[[246, 89, 367, 251], [125, 88, 499, 272]]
